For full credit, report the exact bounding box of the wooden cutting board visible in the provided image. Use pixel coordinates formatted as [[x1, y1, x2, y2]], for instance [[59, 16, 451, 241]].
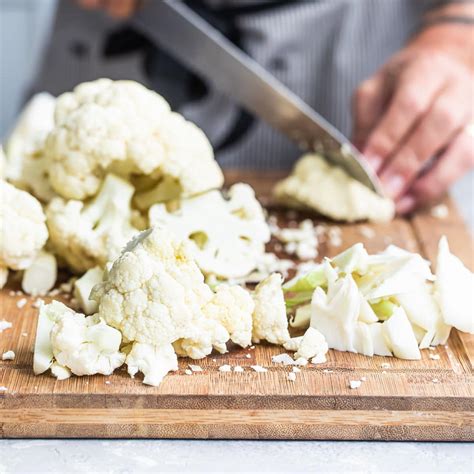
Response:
[[1, 171, 473, 441]]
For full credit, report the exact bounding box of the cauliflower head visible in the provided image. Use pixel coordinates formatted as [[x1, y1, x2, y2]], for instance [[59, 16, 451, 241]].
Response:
[[45, 79, 223, 201], [91, 226, 248, 358], [252, 273, 290, 345], [46, 173, 140, 272], [149, 183, 270, 278], [5, 93, 57, 202], [0, 181, 48, 277], [274, 154, 394, 222]]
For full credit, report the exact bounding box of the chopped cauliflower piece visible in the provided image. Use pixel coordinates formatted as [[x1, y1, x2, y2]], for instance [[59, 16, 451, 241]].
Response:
[[125, 342, 178, 387], [5, 93, 57, 201], [435, 236, 474, 334], [218, 364, 232, 372], [34, 301, 125, 377], [0, 320, 12, 333], [47, 174, 139, 272], [21, 251, 57, 296], [274, 154, 394, 222], [204, 284, 254, 348], [0, 181, 48, 281], [250, 365, 268, 373], [294, 327, 328, 361], [45, 79, 223, 201], [74, 267, 104, 315], [252, 273, 290, 345], [149, 184, 270, 279]]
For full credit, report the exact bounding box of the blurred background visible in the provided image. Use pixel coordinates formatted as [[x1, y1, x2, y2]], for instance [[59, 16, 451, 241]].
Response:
[[0, 0, 57, 138], [1, 0, 472, 227]]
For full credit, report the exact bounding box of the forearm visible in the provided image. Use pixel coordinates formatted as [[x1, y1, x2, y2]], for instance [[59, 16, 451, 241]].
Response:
[[409, 1, 474, 70]]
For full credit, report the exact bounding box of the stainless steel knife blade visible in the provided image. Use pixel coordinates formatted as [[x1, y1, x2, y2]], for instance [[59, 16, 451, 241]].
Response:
[[132, 0, 380, 193]]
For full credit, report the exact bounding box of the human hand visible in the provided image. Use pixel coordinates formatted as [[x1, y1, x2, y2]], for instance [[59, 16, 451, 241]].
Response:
[[77, 0, 141, 19], [352, 24, 474, 214]]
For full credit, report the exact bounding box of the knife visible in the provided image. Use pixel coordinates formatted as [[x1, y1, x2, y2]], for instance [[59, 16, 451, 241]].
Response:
[[132, 0, 380, 193]]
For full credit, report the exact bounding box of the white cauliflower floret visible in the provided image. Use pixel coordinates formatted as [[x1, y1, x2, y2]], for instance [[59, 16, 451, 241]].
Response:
[[5, 93, 57, 202], [45, 79, 223, 201], [46, 173, 139, 272], [33, 301, 125, 378], [0, 181, 48, 285], [204, 284, 254, 348], [252, 273, 290, 345], [91, 227, 247, 359], [293, 327, 328, 361], [274, 154, 394, 222], [149, 184, 270, 279], [126, 342, 178, 387]]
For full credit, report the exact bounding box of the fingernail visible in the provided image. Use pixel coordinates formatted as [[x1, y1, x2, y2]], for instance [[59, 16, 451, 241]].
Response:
[[363, 152, 382, 172], [381, 174, 405, 198], [396, 194, 416, 215]]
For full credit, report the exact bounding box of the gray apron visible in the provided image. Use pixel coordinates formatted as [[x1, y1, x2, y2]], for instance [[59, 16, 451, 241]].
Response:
[[31, 0, 444, 170]]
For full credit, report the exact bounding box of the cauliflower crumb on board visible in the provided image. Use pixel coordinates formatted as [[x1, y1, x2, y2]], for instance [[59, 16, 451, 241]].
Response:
[[16, 298, 27, 309], [430, 204, 449, 219], [0, 386, 8, 392], [287, 372, 297, 382], [273, 219, 319, 261], [184, 369, 193, 375], [250, 365, 268, 373], [233, 366, 244, 373], [2, 350, 15, 361], [188, 364, 203, 372], [218, 364, 232, 373], [349, 380, 362, 389], [429, 354, 441, 360], [0, 320, 13, 332], [292, 367, 301, 373]]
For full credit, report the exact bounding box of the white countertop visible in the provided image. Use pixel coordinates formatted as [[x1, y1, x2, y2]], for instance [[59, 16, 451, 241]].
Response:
[[1, 173, 472, 474], [1, 438, 473, 473]]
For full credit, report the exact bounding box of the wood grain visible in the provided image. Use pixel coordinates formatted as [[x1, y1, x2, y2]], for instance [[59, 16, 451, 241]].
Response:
[[0, 172, 473, 440]]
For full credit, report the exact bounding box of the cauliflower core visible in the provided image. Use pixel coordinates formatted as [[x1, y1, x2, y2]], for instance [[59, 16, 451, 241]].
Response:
[[46, 174, 139, 273], [274, 154, 394, 222], [149, 184, 270, 279], [45, 79, 223, 201], [0, 181, 48, 284]]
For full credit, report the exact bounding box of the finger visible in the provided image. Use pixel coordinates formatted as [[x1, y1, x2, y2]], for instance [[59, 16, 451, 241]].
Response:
[[351, 72, 390, 152], [104, 0, 137, 18], [397, 128, 474, 213], [380, 83, 470, 199], [363, 62, 446, 172]]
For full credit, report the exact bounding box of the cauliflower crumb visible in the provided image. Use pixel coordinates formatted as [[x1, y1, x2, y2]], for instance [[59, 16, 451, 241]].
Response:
[[16, 298, 27, 309], [22, 332, 28, 337], [233, 366, 244, 373], [32, 298, 44, 309], [292, 367, 301, 373], [274, 219, 318, 260], [184, 369, 193, 375], [0, 320, 12, 332], [432, 378, 439, 383], [188, 364, 203, 372], [271, 353, 295, 366], [218, 364, 232, 372], [0, 387, 8, 392], [287, 372, 297, 382], [2, 351, 15, 361], [245, 353, 251, 359], [360, 376, 367, 382], [105, 381, 111, 385], [430, 204, 449, 219], [349, 380, 362, 389], [429, 354, 441, 360], [250, 365, 268, 373], [359, 226, 375, 239]]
